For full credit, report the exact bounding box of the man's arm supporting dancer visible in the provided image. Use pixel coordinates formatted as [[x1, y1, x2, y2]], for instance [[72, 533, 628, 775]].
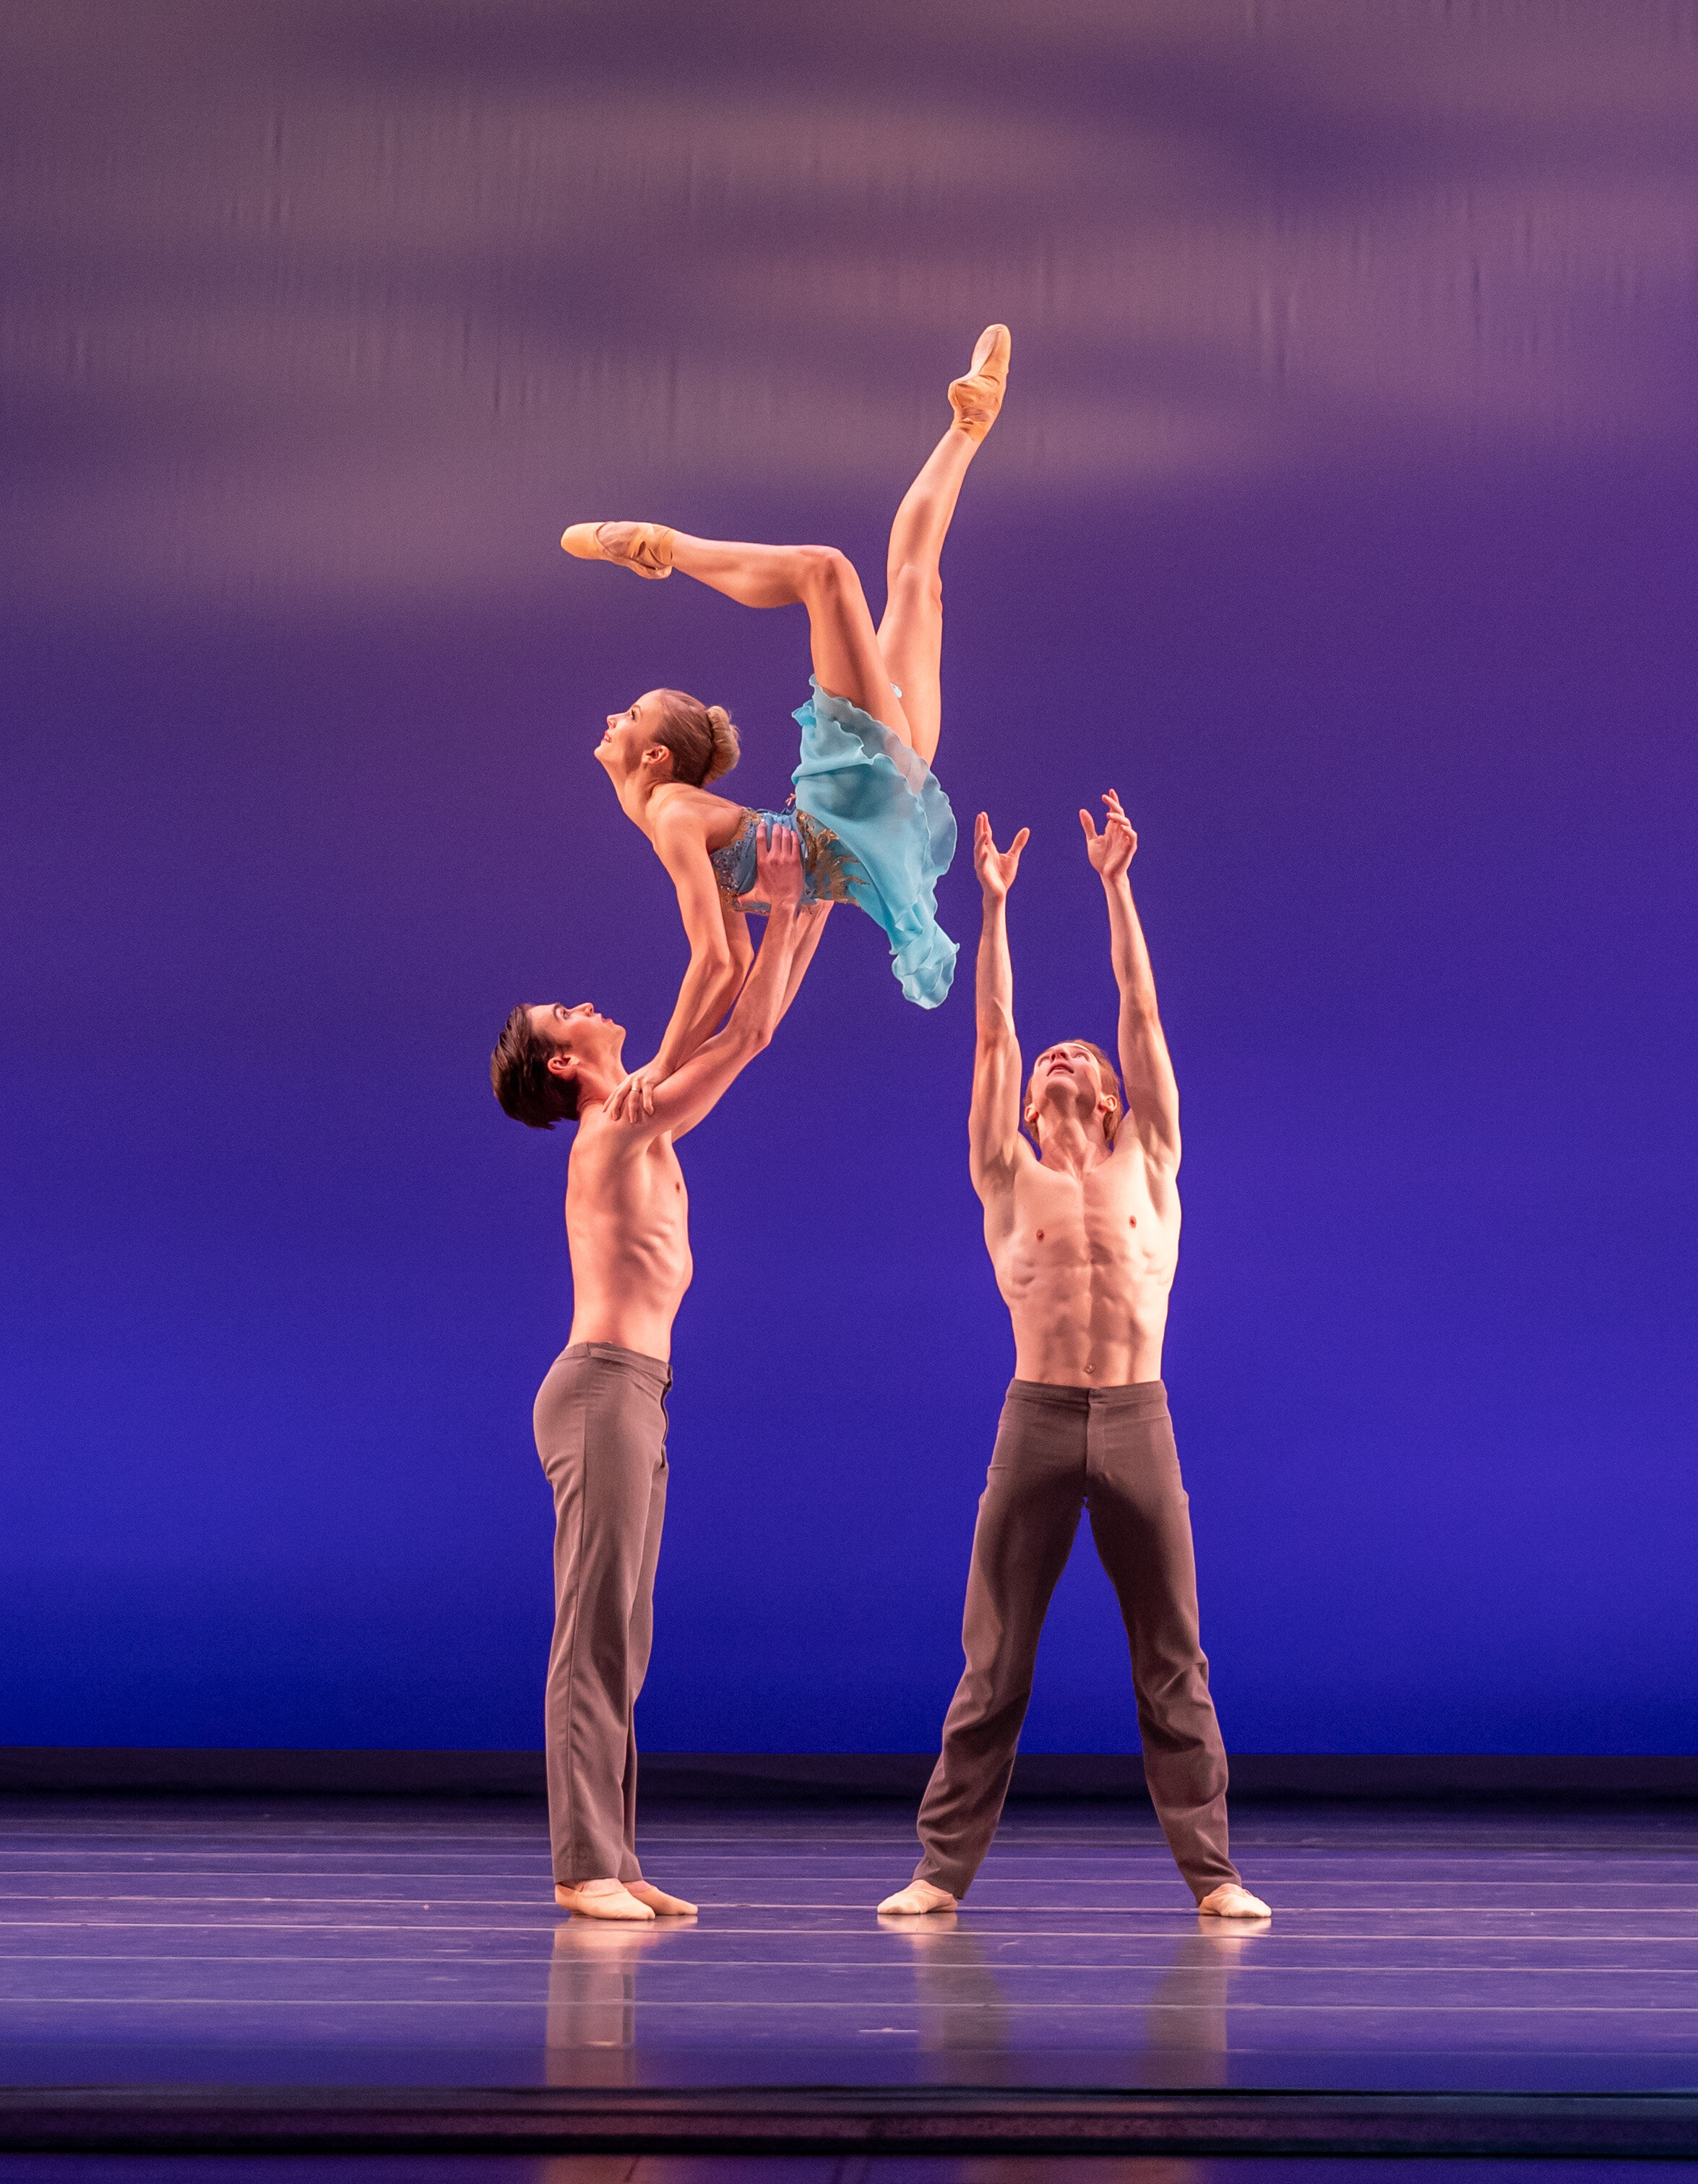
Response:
[[879, 799, 1270, 1920], [632, 827, 828, 1145]]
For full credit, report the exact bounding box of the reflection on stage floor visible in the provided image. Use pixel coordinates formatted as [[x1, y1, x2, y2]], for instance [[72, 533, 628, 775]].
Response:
[[2, 1796, 1696, 2095]]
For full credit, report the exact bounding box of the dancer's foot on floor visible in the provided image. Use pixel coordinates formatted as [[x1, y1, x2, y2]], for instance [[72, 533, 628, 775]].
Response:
[[560, 520, 675, 577], [876, 1879, 959, 1915], [626, 1880, 698, 1917], [554, 1878, 656, 1920], [1197, 1882, 1272, 1919], [948, 323, 1011, 441]]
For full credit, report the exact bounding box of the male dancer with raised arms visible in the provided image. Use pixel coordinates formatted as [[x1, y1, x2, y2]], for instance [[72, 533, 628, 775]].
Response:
[[491, 826, 828, 1920], [879, 793, 1269, 1920]]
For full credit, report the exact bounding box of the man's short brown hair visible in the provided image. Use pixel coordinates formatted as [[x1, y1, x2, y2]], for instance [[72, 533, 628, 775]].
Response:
[[1024, 1040, 1122, 1150], [491, 1005, 578, 1130]]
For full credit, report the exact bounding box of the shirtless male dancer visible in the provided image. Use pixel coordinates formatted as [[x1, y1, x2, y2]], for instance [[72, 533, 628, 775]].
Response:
[[491, 825, 828, 1921], [879, 793, 1270, 1921]]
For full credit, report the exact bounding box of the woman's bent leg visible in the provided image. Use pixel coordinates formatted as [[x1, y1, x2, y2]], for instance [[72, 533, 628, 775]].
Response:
[[666, 531, 913, 744]]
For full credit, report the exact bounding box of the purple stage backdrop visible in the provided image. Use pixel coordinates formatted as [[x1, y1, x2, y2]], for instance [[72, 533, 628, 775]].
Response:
[[2, 0, 1695, 1756]]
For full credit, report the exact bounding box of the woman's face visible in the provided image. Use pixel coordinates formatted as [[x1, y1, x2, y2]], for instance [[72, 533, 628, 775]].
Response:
[[595, 690, 666, 782]]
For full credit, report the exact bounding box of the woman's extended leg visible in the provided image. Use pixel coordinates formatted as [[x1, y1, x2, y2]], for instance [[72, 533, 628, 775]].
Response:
[[564, 326, 1006, 762], [875, 324, 1009, 770], [591, 523, 915, 749]]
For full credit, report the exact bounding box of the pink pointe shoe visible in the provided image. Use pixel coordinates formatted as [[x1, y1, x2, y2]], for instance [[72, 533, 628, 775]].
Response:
[[948, 324, 1011, 441], [560, 520, 675, 579]]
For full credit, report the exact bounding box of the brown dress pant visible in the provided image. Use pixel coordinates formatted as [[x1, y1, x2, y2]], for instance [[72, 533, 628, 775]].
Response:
[[914, 1377, 1239, 1902], [534, 1341, 670, 1886]]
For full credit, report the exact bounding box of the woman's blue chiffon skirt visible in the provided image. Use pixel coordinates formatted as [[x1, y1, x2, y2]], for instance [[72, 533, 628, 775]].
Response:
[[791, 676, 957, 1008]]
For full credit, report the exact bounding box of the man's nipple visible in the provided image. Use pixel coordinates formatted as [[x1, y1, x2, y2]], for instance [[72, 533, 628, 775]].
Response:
[[1036, 1231, 1043, 1241]]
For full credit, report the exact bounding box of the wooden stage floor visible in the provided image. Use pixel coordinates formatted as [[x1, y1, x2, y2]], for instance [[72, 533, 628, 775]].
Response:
[[1, 1794, 1695, 2162]]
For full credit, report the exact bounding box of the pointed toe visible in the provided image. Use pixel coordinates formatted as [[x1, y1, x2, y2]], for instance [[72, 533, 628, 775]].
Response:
[[559, 520, 675, 577], [948, 324, 1011, 440]]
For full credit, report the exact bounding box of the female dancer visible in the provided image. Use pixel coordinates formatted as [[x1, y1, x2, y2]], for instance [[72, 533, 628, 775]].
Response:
[[561, 324, 1010, 1121]]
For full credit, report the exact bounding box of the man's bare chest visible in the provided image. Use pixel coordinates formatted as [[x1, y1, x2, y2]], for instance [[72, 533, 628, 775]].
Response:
[[1009, 1153, 1176, 1266]]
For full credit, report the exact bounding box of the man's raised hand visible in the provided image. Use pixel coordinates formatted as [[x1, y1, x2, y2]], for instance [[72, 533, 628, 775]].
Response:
[[975, 810, 1030, 903], [1080, 790, 1137, 881]]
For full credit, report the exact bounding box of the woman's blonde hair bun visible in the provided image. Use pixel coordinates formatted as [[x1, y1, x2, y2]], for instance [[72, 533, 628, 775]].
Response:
[[654, 689, 741, 788], [702, 705, 741, 783]]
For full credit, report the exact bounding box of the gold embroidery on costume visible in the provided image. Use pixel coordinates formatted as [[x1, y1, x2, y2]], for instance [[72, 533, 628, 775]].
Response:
[[794, 808, 861, 902], [709, 808, 862, 911]]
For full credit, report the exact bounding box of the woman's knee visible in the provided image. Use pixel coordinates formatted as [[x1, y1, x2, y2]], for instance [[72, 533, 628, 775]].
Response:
[[798, 543, 858, 600], [885, 559, 944, 616]]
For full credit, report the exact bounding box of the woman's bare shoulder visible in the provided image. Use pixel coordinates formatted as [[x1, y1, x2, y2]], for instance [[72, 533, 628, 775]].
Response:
[[650, 783, 746, 846]]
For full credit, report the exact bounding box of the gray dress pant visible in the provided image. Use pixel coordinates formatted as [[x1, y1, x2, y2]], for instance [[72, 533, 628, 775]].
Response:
[[914, 1378, 1240, 1902], [534, 1341, 670, 1886]]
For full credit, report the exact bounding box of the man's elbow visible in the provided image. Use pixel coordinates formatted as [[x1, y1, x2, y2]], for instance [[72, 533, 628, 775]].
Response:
[[728, 1010, 777, 1059]]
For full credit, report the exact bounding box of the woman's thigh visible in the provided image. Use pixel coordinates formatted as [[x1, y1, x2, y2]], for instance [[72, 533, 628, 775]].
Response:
[[805, 548, 914, 745], [875, 563, 943, 767]]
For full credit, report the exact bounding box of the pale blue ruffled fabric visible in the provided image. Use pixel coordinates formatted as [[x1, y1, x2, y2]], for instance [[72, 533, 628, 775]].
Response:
[[707, 679, 958, 1007], [791, 677, 958, 1007]]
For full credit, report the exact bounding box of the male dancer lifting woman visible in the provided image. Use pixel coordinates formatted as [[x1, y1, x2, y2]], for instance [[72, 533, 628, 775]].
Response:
[[879, 794, 1270, 1920], [491, 826, 828, 1919]]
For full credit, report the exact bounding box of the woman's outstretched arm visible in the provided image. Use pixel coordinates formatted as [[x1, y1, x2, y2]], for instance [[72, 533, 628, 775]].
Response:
[[604, 813, 744, 1122]]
